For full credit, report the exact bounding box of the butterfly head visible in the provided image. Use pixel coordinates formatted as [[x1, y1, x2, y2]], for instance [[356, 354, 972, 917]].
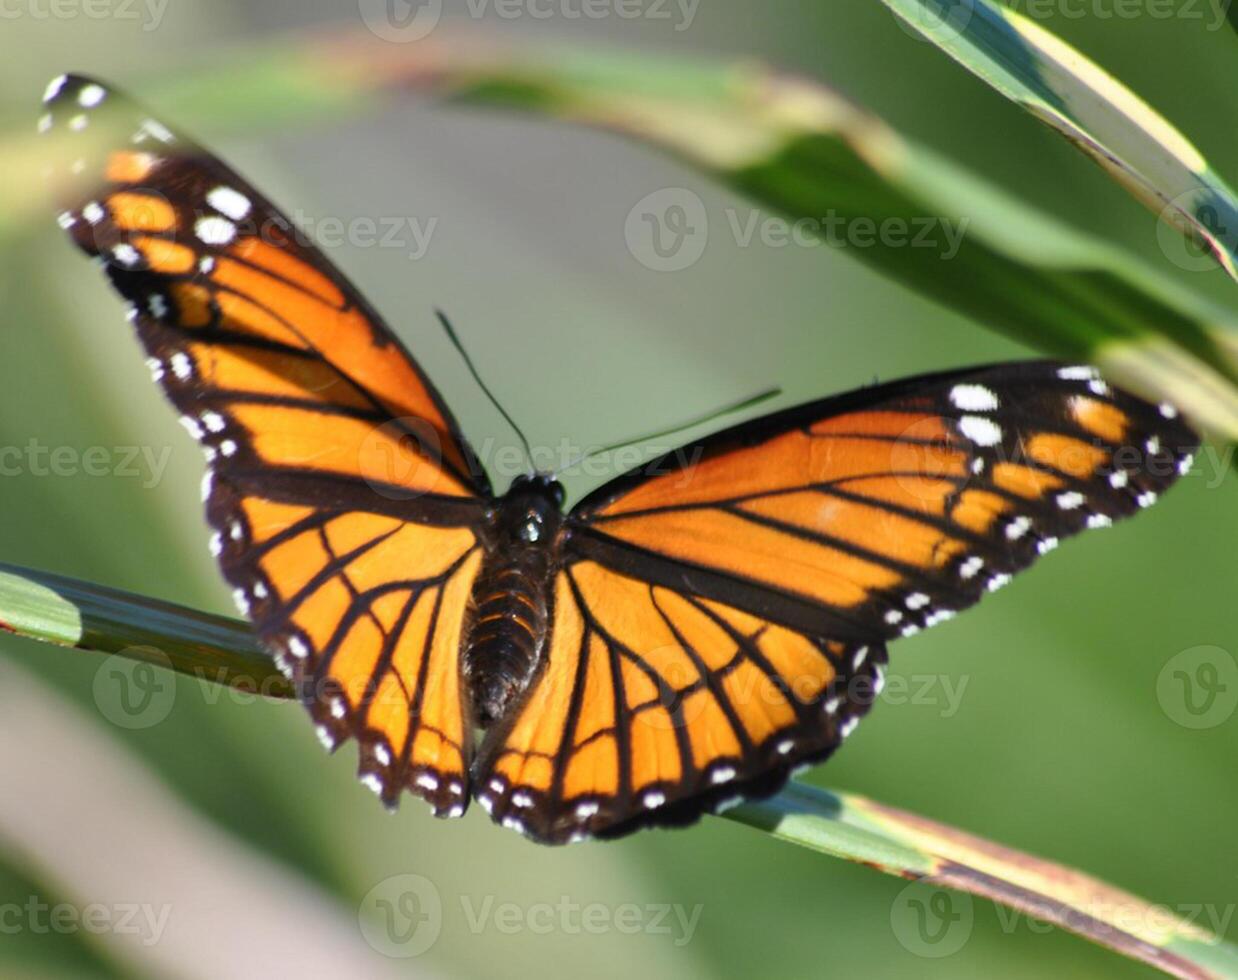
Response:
[[503, 474, 566, 543]]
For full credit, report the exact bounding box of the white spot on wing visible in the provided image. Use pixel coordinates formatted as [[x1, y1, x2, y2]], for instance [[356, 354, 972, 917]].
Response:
[[112, 243, 141, 267], [950, 384, 999, 412], [959, 415, 1003, 447], [82, 201, 105, 225], [207, 186, 253, 221], [1058, 366, 1099, 381], [1005, 517, 1034, 539], [195, 216, 236, 246]]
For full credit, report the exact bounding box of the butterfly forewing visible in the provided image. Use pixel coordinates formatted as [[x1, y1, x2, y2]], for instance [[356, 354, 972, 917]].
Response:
[[42, 73, 491, 816]]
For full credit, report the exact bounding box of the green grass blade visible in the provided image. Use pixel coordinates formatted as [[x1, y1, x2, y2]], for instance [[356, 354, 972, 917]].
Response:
[[881, 0, 1238, 281], [732, 785, 1238, 980], [1, 562, 1235, 978], [0, 562, 289, 697]]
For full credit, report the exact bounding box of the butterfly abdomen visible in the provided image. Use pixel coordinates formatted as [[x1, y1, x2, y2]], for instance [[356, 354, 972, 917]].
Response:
[[466, 478, 565, 727]]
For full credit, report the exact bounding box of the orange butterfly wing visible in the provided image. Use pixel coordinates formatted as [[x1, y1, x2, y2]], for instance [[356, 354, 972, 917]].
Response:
[[476, 363, 1197, 842], [44, 74, 490, 815]]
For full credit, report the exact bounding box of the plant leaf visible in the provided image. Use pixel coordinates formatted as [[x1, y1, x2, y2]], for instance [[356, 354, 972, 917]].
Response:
[[731, 784, 1238, 980], [1, 561, 1235, 978], [881, 0, 1238, 282], [9, 32, 1238, 438], [0, 561, 290, 698]]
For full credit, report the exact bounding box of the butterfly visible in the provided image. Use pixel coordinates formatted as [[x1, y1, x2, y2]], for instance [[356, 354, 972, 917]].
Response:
[[41, 73, 1199, 844]]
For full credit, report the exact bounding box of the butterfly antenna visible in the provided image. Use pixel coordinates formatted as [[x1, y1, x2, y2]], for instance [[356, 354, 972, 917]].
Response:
[[554, 386, 782, 477], [435, 309, 535, 475]]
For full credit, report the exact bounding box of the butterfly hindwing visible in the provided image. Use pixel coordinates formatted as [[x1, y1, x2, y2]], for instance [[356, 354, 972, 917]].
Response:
[[476, 362, 1197, 841], [474, 562, 887, 843], [42, 73, 491, 815]]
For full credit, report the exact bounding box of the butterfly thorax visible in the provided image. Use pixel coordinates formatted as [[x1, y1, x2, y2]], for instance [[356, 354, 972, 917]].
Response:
[[465, 475, 566, 727]]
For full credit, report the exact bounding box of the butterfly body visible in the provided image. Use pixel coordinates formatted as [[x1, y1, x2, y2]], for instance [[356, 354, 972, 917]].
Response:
[[42, 73, 1200, 844], [467, 474, 566, 725]]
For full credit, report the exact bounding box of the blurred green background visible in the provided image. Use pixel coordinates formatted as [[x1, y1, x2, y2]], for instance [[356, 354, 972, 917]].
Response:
[[0, 1, 1234, 977]]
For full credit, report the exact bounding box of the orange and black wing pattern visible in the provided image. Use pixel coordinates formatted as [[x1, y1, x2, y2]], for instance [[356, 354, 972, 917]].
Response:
[[476, 362, 1197, 842], [42, 74, 490, 816]]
